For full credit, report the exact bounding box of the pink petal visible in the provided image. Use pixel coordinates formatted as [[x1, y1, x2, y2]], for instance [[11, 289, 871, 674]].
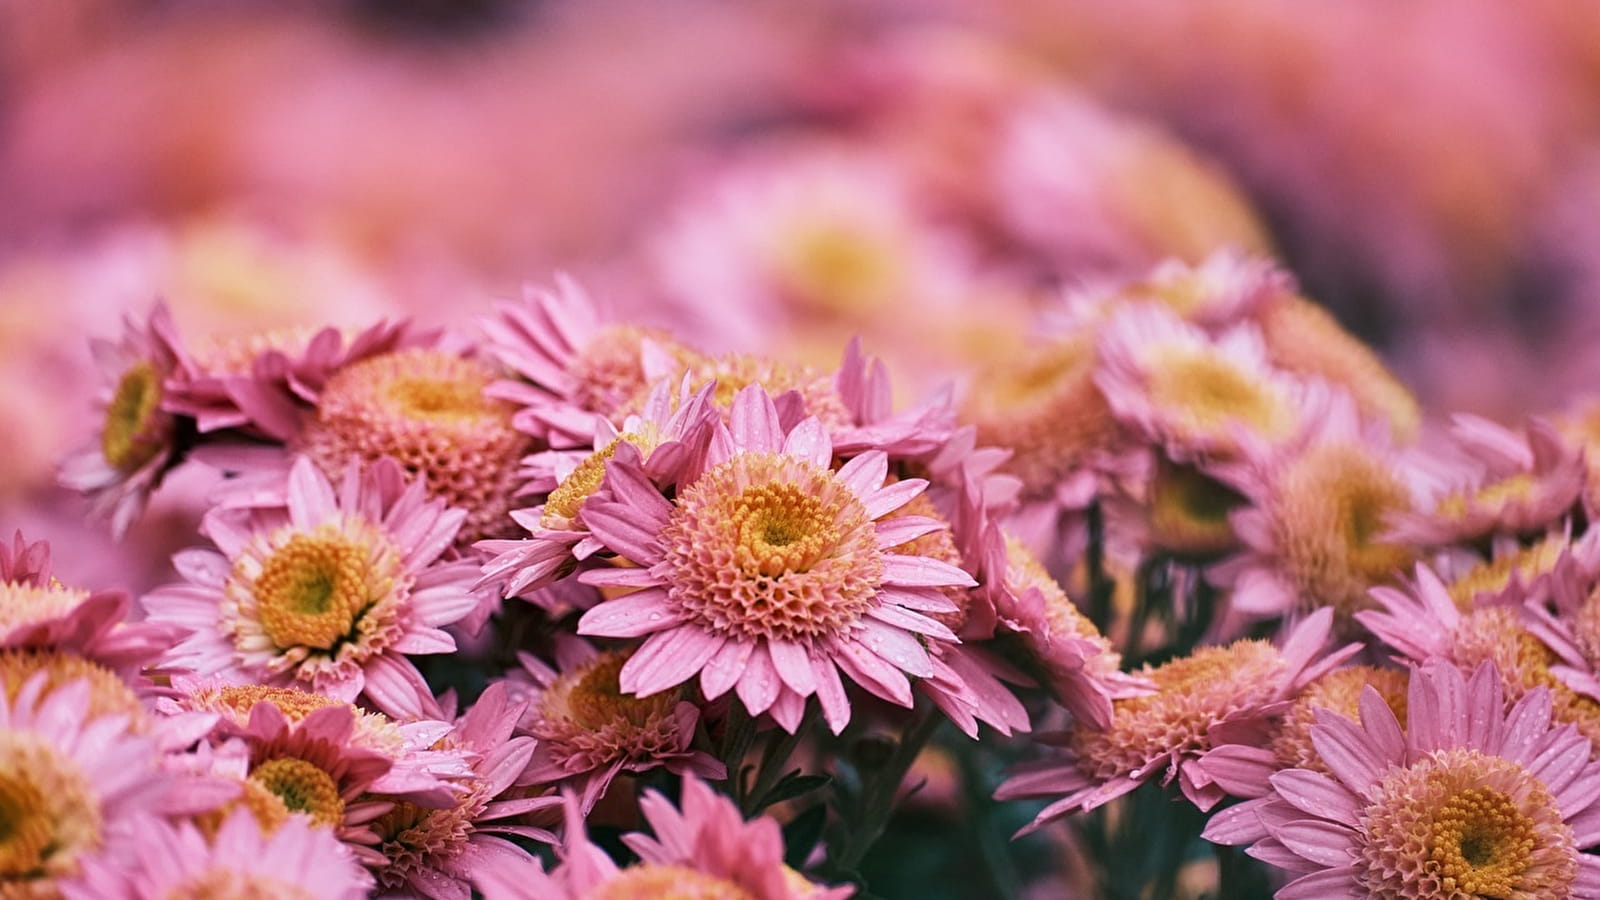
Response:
[[767, 640, 816, 697], [577, 589, 682, 639], [620, 626, 724, 697], [881, 554, 976, 589]]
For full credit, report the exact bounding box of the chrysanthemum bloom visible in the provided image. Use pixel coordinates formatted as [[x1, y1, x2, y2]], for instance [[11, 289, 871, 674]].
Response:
[[1060, 251, 1285, 332], [367, 683, 557, 899], [163, 318, 420, 441], [171, 681, 467, 860], [1210, 394, 1417, 624], [480, 277, 691, 449], [144, 456, 481, 717], [474, 776, 853, 900], [301, 343, 531, 543], [996, 608, 1350, 828], [990, 535, 1147, 730], [1255, 291, 1422, 443], [961, 333, 1121, 514], [1440, 531, 1594, 611], [1203, 662, 1600, 899], [649, 149, 977, 347], [62, 808, 372, 900], [476, 380, 718, 602], [1125, 457, 1249, 562], [59, 304, 188, 536], [510, 643, 723, 810], [0, 675, 170, 897], [1191, 665, 1411, 800], [611, 350, 854, 434], [1094, 304, 1314, 464], [1390, 416, 1587, 549], [577, 385, 976, 734], [1360, 565, 1600, 748]]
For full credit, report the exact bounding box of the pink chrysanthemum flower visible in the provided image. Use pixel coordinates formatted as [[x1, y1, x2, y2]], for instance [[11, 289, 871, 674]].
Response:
[[367, 683, 558, 899], [628, 350, 855, 434], [988, 534, 1148, 730], [1209, 392, 1418, 625], [480, 277, 690, 449], [1094, 304, 1315, 463], [577, 384, 976, 735], [1059, 251, 1287, 332], [474, 776, 853, 900], [168, 681, 468, 853], [996, 608, 1352, 828], [1203, 662, 1600, 899], [164, 318, 420, 441], [63, 808, 371, 900], [301, 343, 532, 543], [144, 456, 481, 717], [59, 304, 188, 536], [1391, 415, 1587, 548], [508, 641, 723, 810], [1360, 564, 1600, 750], [0, 674, 170, 897], [476, 380, 718, 602], [650, 148, 976, 349]]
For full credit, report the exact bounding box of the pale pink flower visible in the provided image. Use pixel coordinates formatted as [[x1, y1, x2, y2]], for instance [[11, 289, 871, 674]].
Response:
[[475, 379, 718, 602], [1203, 661, 1600, 899], [367, 683, 557, 899], [63, 807, 372, 900], [1391, 415, 1588, 548], [480, 277, 688, 449], [1094, 304, 1316, 464], [474, 776, 852, 900], [300, 344, 532, 543], [1209, 391, 1418, 625], [0, 674, 171, 896], [143, 456, 481, 717], [508, 641, 723, 811], [58, 303, 188, 536], [996, 608, 1353, 828], [163, 317, 423, 442], [577, 384, 976, 735]]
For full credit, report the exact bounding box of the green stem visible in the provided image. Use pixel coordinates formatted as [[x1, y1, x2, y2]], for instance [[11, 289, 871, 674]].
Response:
[[830, 707, 944, 873], [744, 719, 808, 817], [1086, 500, 1113, 632], [719, 702, 759, 807]]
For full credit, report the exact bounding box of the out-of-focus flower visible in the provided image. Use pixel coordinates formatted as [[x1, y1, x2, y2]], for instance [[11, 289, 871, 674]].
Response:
[[997, 608, 1351, 828], [1203, 661, 1600, 898], [1391, 416, 1587, 549], [0, 674, 169, 897], [578, 385, 976, 734], [144, 457, 481, 717], [63, 807, 372, 900], [475, 776, 853, 900], [1210, 393, 1417, 625], [58, 305, 187, 537], [1094, 305, 1313, 464]]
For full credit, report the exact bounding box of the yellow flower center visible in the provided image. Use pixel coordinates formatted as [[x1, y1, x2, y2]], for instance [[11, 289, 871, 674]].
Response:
[[0, 733, 101, 884], [589, 864, 758, 900], [248, 758, 344, 829], [250, 531, 380, 651], [1359, 750, 1574, 900], [543, 431, 658, 529], [662, 453, 882, 642], [772, 221, 900, 316], [102, 361, 166, 472], [1146, 461, 1245, 558], [0, 582, 91, 636], [1272, 442, 1415, 618], [1436, 473, 1541, 523], [1146, 349, 1293, 443], [199, 685, 345, 723], [1446, 536, 1568, 611]]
